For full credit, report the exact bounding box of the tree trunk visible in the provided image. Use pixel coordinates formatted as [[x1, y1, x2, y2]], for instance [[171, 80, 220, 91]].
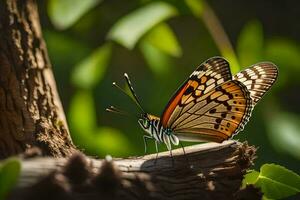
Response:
[[9, 141, 261, 200], [0, 0, 75, 159]]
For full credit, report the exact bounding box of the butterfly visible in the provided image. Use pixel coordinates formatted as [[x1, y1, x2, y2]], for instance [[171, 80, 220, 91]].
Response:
[[107, 57, 278, 155]]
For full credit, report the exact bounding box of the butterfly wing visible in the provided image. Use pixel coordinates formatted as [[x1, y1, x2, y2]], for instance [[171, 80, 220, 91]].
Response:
[[161, 57, 232, 128], [233, 62, 278, 105], [171, 80, 253, 142]]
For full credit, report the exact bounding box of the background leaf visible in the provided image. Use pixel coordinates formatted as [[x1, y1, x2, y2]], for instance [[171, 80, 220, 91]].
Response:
[[44, 31, 91, 66], [185, 0, 204, 17], [237, 20, 263, 67], [267, 113, 300, 160], [0, 158, 21, 200], [222, 51, 241, 75], [140, 38, 172, 76], [264, 38, 300, 89], [186, 0, 241, 74], [68, 91, 132, 156], [265, 38, 300, 71], [92, 127, 131, 156], [144, 23, 182, 57], [72, 43, 112, 89], [69, 90, 96, 135], [48, 0, 102, 29], [107, 1, 178, 49]]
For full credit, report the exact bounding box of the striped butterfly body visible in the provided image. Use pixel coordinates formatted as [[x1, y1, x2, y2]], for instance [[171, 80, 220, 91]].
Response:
[[108, 57, 278, 153]]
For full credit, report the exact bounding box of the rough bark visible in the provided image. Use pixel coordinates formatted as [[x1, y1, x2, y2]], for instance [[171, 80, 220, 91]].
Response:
[[0, 0, 75, 159], [9, 141, 260, 200]]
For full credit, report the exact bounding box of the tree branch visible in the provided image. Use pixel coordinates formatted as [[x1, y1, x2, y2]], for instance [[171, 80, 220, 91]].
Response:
[[9, 140, 259, 200]]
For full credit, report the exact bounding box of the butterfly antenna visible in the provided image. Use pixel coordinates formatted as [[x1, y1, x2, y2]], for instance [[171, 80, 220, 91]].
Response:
[[112, 82, 130, 99], [106, 106, 137, 118], [123, 73, 146, 113]]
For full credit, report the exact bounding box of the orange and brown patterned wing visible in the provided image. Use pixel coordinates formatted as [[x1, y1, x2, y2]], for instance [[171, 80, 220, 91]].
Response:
[[234, 62, 278, 105], [172, 80, 253, 143], [161, 57, 232, 128]]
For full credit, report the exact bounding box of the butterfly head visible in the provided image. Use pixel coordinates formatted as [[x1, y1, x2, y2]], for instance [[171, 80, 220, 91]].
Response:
[[138, 113, 151, 130], [138, 113, 161, 135]]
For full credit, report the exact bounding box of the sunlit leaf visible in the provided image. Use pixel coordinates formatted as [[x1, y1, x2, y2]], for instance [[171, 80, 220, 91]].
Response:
[[242, 164, 300, 199], [72, 126, 132, 157], [72, 43, 112, 89], [69, 90, 96, 135], [267, 112, 300, 160], [0, 158, 21, 200], [144, 23, 182, 57], [94, 127, 131, 156], [242, 170, 259, 188], [107, 2, 178, 49], [140, 40, 172, 75], [255, 164, 300, 199], [48, 0, 102, 29], [237, 20, 263, 67]]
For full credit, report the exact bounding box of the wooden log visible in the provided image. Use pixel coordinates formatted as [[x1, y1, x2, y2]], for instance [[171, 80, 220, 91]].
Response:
[[9, 140, 260, 200]]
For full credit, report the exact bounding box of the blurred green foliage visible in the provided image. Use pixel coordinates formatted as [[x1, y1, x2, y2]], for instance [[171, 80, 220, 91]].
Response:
[[144, 23, 182, 57], [69, 90, 131, 155], [267, 113, 300, 160], [107, 1, 178, 49], [237, 20, 263, 67], [48, 0, 102, 29], [0, 158, 21, 200], [42, 0, 300, 197], [72, 43, 112, 89]]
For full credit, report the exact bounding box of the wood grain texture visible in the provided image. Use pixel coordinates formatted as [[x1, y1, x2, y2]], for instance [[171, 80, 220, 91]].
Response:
[[9, 141, 259, 200]]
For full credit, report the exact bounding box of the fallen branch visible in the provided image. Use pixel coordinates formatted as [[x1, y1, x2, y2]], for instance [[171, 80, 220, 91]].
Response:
[[9, 140, 260, 200]]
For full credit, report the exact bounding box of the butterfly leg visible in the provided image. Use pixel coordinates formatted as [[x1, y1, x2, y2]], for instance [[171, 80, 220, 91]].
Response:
[[154, 140, 159, 165], [179, 141, 186, 155], [169, 147, 174, 167], [143, 135, 152, 155], [180, 141, 190, 166]]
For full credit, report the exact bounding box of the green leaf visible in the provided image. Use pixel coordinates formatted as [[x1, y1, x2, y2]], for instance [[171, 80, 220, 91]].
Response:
[[48, 0, 102, 30], [242, 164, 300, 199], [0, 158, 21, 200], [107, 2, 178, 49], [255, 164, 300, 199], [185, 0, 240, 74], [144, 23, 182, 57], [140, 39, 172, 75], [44, 31, 91, 66], [72, 43, 112, 89], [265, 38, 300, 71], [222, 51, 241, 75], [94, 127, 131, 156], [185, 0, 204, 17], [237, 20, 263, 67], [69, 90, 96, 135], [242, 170, 259, 187], [267, 113, 300, 160], [71, 126, 132, 157]]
